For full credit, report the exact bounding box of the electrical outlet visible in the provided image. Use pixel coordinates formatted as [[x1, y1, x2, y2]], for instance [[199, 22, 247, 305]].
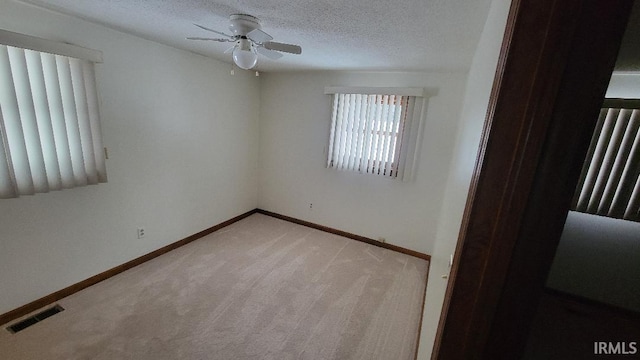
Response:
[[309, 203, 313, 210], [137, 227, 146, 239]]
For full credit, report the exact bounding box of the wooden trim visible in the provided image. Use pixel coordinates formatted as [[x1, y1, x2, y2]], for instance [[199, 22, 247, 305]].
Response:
[[544, 288, 640, 321], [435, 0, 633, 358], [1, 207, 429, 328], [256, 209, 431, 261], [0, 209, 258, 326], [414, 265, 430, 360], [255, 209, 430, 360], [431, 0, 520, 355]]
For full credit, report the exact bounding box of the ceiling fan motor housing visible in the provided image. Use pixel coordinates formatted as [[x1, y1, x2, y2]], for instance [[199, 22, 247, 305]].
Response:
[[228, 14, 261, 36], [236, 38, 253, 52]]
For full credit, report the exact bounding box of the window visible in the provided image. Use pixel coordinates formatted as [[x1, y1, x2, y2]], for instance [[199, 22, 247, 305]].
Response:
[[572, 99, 640, 221], [0, 30, 106, 199], [324, 87, 425, 180]]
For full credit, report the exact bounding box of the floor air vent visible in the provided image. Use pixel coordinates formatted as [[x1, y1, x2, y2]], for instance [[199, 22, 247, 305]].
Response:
[[6, 304, 64, 334]]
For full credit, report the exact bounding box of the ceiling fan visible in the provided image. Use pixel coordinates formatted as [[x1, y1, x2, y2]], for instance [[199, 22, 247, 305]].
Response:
[[187, 14, 302, 70]]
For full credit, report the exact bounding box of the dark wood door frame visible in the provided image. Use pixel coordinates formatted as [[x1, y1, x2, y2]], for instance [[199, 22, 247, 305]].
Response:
[[433, 0, 633, 359]]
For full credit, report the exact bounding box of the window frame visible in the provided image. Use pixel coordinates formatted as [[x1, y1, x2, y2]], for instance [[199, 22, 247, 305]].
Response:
[[0, 30, 106, 199], [324, 86, 426, 181]]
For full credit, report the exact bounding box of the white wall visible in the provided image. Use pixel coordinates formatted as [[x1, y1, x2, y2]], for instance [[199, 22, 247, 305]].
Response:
[[0, 1, 260, 314], [547, 212, 640, 312], [606, 72, 640, 98], [258, 71, 468, 254], [257, 4, 511, 358], [417, 0, 511, 358], [257, 0, 511, 356]]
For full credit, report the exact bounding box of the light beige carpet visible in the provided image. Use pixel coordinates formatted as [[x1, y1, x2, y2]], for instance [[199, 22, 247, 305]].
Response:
[[1, 214, 429, 360]]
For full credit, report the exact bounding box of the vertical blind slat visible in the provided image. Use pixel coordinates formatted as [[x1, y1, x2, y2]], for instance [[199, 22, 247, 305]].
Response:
[[364, 95, 374, 173], [380, 95, 392, 173], [395, 97, 414, 180], [386, 96, 403, 176], [71, 58, 98, 184], [327, 94, 339, 168], [353, 95, 367, 171], [365, 95, 377, 173], [349, 94, 362, 171], [25, 50, 61, 190], [358, 95, 375, 173], [624, 174, 640, 221], [344, 93, 356, 169], [344, 93, 354, 169], [372, 95, 383, 173], [337, 93, 348, 169], [380, 95, 394, 175], [82, 61, 106, 182], [361, 95, 375, 173], [0, 105, 18, 198], [9, 47, 48, 193], [397, 98, 408, 171], [572, 109, 607, 209], [56, 55, 87, 186], [0, 45, 34, 195], [42, 52, 74, 188], [334, 93, 346, 169], [579, 108, 618, 212], [373, 95, 386, 174]]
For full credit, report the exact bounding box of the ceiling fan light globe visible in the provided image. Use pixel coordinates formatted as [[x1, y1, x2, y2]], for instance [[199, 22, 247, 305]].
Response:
[[233, 48, 258, 70]]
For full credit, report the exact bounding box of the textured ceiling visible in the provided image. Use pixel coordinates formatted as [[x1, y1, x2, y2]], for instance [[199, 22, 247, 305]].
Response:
[[17, 0, 493, 72]]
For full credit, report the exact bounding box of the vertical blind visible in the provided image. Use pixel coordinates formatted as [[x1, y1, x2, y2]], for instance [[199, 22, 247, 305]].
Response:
[[572, 99, 640, 221], [0, 44, 106, 199], [325, 88, 424, 181], [327, 94, 411, 177]]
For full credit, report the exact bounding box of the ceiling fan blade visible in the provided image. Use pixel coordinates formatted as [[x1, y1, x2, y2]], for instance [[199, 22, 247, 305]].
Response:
[[247, 28, 273, 43], [256, 46, 283, 60], [264, 41, 302, 55], [193, 24, 233, 38], [224, 45, 236, 54], [186, 37, 231, 42]]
